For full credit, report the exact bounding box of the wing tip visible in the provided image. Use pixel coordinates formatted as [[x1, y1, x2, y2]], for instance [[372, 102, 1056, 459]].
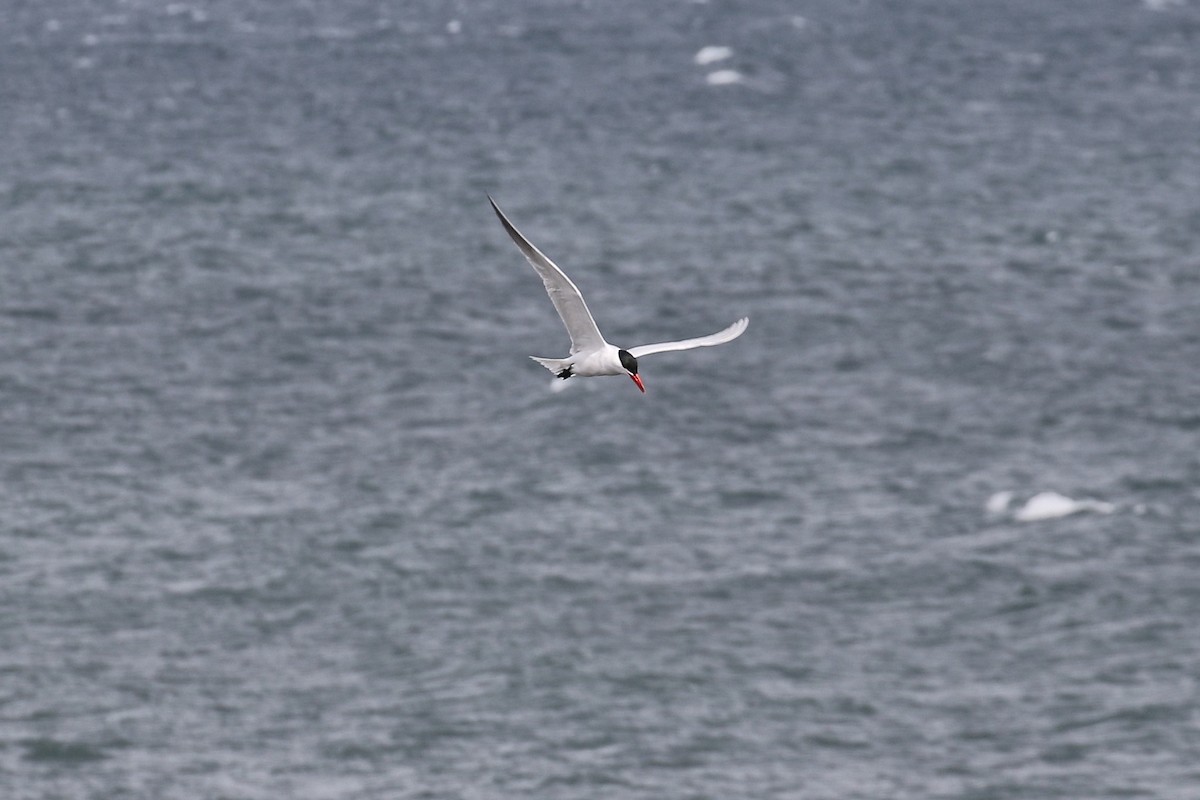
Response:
[[487, 195, 525, 243]]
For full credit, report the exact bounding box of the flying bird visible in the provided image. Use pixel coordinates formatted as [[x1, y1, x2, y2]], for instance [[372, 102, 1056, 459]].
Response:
[[488, 195, 748, 393]]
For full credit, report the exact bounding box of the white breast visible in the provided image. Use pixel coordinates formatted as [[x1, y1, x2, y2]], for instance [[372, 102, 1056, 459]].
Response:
[[570, 345, 626, 377]]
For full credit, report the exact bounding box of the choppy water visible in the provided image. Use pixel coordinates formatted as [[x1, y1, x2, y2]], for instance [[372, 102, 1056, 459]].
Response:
[[3, 1, 1200, 797]]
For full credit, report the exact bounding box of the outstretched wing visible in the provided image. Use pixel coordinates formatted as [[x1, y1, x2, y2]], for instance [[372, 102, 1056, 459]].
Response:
[[488, 196, 607, 355], [627, 317, 749, 359]]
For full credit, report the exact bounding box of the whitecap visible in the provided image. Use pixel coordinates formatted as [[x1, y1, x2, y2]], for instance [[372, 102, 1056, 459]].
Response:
[[985, 490, 1014, 514], [1013, 491, 1115, 522], [705, 69, 743, 86], [694, 46, 733, 66]]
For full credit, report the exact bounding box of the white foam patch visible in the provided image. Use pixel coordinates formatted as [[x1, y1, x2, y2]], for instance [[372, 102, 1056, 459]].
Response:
[[1013, 491, 1115, 523], [985, 491, 1014, 514], [694, 46, 733, 66], [705, 69, 743, 86]]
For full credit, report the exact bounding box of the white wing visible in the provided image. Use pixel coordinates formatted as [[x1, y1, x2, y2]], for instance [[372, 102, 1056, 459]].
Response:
[[489, 196, 607, 355], [627, 317, 749, 359]]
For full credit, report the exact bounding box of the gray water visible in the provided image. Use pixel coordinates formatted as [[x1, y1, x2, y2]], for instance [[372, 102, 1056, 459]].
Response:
[[3, 1, 1200, 797]]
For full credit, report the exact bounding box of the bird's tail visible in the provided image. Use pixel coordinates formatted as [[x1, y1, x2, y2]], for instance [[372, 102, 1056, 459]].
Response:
[[530, 356, 573, 379]]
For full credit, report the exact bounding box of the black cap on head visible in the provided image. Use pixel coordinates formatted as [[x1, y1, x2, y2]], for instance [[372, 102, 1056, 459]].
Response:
[[618, 349, 638, 375]]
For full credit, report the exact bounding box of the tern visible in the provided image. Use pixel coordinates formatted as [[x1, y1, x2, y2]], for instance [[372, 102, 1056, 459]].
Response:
[[489, 196, 749, 393]]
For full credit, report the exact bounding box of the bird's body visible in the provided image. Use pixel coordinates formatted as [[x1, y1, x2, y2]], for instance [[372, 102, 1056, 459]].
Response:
[[530, 346, 626, 379], [488, 196, 748, 393]]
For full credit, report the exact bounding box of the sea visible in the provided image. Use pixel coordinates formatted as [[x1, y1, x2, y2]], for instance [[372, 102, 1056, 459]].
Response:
[[2, 0, 1199, 797]]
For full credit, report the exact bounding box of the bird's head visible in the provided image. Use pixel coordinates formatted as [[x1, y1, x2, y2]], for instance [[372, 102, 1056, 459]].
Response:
[[618, 349, 645, 393]]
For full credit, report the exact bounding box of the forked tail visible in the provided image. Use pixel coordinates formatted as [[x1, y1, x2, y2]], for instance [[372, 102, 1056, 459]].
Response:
[[530, 356, 574, 379]]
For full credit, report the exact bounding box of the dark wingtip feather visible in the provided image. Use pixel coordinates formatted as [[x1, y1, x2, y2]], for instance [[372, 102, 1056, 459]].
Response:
[[487, 195, 527, 249], [487, 194, 503, 218]]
